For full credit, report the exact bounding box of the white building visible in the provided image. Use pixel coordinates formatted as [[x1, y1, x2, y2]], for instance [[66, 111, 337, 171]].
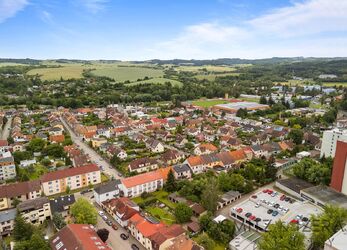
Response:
[[93, 180, 120, 205], [320, 129, 347, 158], [324, 225, 347, 250], [0, 152, 16, 181]]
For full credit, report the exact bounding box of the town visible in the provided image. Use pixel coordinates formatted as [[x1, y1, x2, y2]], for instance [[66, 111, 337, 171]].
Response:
[[0, 74, 347, 250]]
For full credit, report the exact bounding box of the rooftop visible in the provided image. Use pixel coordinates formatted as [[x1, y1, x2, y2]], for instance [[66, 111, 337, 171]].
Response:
[[276, 177, 314, 194], [41, 164, 99, 183], [0, 208, 16, 223], [17, 197, 49, 212], [94, 179, 120, 195], [301, 185, 347, 209]]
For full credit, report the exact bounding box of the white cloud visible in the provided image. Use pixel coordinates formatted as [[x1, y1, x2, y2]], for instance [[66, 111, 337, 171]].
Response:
[[149, 0, 347, 59], [41, 10, 53, 24], [0, 0, 29, 23], [80, 0, 109, 14]]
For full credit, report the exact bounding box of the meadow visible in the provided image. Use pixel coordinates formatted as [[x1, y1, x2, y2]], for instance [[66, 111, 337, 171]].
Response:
[[127, 77, 183, 87], [192, 99, 229, 108], [27, 64, 89, 80]]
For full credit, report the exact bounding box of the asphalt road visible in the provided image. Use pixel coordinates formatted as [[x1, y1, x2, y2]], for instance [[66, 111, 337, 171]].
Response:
[[60, 117, 122, 179], [1, 116, 12, 140]]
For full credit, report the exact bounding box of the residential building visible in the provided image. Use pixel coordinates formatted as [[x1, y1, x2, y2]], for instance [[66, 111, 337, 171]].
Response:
[[101, 197, 139, 227], [119, 167, 171, 197], [128, 157, 159, 173], [17, 197, 51, 225], [50, 224, 112, 250], [93, 179, 120, 205], [172, 164, 192, 179], [49, 134, 65, 144], [0, 151, 16, 181], [320, 128, 347, 158], [146, 138, 165, 153], [41, 164, 101, 195], [0, 180, 42, 210], [324, 225, 347, 250], [50, 194, 76, 219], [194, 143, 218, 155], [0, 208, 16, 237], [330, 141, 347, 195], [0, 140, 9, 153]]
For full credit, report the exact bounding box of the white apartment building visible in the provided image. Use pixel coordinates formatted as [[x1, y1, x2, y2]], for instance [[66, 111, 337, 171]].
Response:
[[320, 129, 347, 158], [0, 152, 16, 181]]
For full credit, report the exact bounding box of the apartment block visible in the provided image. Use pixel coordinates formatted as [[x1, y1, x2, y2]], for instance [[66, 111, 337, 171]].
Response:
[[41, 164, 101, 195], [17, 197, 52, 225], [0, 152, 16, 181], [320, 128, 347, 158]]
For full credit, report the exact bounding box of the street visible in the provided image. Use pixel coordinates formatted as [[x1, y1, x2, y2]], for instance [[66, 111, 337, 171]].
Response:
[[60, 117, 122, 179], [1, 116, 12, 140]]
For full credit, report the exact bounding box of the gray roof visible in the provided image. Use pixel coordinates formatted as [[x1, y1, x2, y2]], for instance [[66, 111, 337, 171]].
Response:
[[94, 179, 120, 195], [0, 156, 14, 163], [220, 190, 241, 201], [49, 194, 76, 214], [17, 197, 49, 212], [173, 164, 191, 173], [0, 209, 17, 223], [277, 177, 314, 194], [301, 185, 347, 209]]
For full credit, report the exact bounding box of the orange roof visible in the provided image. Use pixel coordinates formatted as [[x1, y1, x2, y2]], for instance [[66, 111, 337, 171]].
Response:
[[129, 214, 165, 237], [278, 141, 290, 151], [229, 149, 246, 161], [121, 167, 171, 188], [187, 156, 203, 166], [85, 125, 97, 132], [83, 131, 96, 138], [199, 143, 218, 151], [49, 134, 65, 143]]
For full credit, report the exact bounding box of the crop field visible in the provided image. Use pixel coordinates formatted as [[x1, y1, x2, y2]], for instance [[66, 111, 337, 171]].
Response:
[[192, 99, 229, 108], [91, 65, 164, 82], [0, 63, 27, 67], [322, 82, 347, 87], [195, 72, 240, 81], [27, 64, 89, 80], [174, 65, 237, 72], [127, 77, 183, 87]]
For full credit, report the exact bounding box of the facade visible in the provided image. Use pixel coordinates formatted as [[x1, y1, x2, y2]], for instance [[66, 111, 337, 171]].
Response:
[[128, 157, 159, 173], [330, 141, 347, 195], [50, 224, 111, 250], [0, 180, 42, 211], [17, 197, 52, 225], [41, 164, 101, 195], [0, 152, 16, 181], [172, 164, 192, 179], [93, 179, 120, 205], [320, 129, 347, 158]]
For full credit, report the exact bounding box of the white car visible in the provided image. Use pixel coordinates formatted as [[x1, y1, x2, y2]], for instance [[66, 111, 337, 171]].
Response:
[[255, 203, 260, 208], [98, 211, 104, 216]]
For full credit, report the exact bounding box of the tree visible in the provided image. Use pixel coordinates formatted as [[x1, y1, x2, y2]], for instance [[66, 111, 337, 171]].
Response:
[[13, 214, 34, 241], [53, 212, 66, 230], [165, 169, 177, 192], [311, 205, 347, 249], [196, 233, 215, 250], [70, 198, 97, 225], [27, 232, 50, 250], [236, 108, 248, 118], [258, 221, 305, 250], [260, 96, 267, 104], [174, 203, 193, 223], [288, 128, 304, 145], [43, 144, 65, 158], [97, 228, 110, 243], [27, 138, 46, 152], [201, 179, 219, 214], [199, 212, 213, 231]]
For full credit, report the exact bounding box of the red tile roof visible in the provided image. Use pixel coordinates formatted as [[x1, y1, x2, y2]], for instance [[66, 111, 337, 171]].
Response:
[[49, 134, 65, 143], [129, 214, 165, 237], [0, 140, 8, 147], [41, 164, 99, 183], [121, 167, 171, 188], [0, 180, 41, 198]]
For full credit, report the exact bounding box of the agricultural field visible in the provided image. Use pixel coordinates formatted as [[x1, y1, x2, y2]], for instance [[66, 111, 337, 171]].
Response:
[[26, 64, 89, 80], [195, 72, 240, 81], [91, 65, 164, 82], [0, 63, 27, 67], [192, 99, 229, 108], [127, 77, 183, 87], [322, 82, 347, 87], [276, 79, 315, 86]]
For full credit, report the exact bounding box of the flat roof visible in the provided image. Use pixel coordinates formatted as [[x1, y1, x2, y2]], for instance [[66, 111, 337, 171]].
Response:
[[301, 185, 347, 209], [325, 225, 347, 249], [229, 231, 261, 250], [276, 177, 314, 194]]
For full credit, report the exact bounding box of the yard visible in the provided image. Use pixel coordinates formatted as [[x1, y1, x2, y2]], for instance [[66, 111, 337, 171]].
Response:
[[18, 163, 49, 180], [192, 99, 229, 108]]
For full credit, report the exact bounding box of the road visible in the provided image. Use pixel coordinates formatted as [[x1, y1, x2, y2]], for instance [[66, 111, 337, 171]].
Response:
[[78, 191, 144, 250], [1, 116, 12, 140], [60, 117, 122, 179]]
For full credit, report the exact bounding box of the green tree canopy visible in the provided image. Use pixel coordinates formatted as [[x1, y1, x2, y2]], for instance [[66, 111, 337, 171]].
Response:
[[201, 178, 219, 214], [70, 197, 97, 225], [174, 203, 193, 223]]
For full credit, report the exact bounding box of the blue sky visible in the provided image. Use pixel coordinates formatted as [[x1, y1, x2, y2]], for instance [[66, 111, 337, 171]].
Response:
[[0, 0, 346, 60]]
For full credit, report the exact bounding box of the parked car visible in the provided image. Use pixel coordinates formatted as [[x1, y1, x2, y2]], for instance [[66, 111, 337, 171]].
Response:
[[245, 213, 252, 218], [106, 220, 112, 226], [272, 211, 279, 216], [102, 215, 108, 221], [255, 218, 261, 222], [255, 203, 260, 208], [267, 209, 273, 214], [249, 215, 256, 221], [98, 211, 104, 216], [120, 233, 129, 240], [131, 244, 139, 250], [112, 223, 118, 230]]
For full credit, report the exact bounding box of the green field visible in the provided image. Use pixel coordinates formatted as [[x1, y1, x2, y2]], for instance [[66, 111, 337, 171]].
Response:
[[127, 77, 183, 87], [91, 65, 164, 82], [192, 99, 228, 108], [27, 64, 89, 80], [323, 82, 347, 87], [195, 72, 240, 81], [0, 63, 27, 67], [146, 207, 176, 225]]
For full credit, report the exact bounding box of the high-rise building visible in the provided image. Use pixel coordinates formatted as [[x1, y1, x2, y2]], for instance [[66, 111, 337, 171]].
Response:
[[320, 129, 347, 158], [330, 141, 347, 195]]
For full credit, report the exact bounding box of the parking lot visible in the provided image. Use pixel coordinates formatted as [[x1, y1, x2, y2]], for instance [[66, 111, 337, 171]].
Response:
[[230, 188, 322, 233]]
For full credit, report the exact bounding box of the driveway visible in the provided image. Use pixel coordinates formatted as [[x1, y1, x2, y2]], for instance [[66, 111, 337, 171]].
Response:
[[60, 117, 122, 179]]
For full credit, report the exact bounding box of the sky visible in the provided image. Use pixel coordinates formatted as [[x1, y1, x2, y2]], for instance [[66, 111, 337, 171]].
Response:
[[0, 0, 346, 60]]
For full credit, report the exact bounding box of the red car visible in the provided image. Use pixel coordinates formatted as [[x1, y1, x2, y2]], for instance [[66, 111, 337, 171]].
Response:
[[251, 195, 257, 199], [290, 219, 298, 224], [262, 189, 268, 193], [267, 190, 273, 194], [249, 215, 256, 221], [236, 208, 243, 213], [280, 195, 286, 201]]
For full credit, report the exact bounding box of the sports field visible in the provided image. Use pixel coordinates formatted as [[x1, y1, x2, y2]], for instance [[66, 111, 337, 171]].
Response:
[[192, 99, 229, 108]]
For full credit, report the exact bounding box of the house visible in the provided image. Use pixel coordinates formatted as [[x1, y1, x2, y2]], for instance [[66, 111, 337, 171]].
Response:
[[194, 143, 218, 155], [0, 180, 42, 211], [11, 142, 24, 152], [72, 154, 89, 167], [0, 208, 17, 236], [160, 149, 185, 165], [187, 156, 206, 174], [187, 222, 201, 235], [146, 138, 165, 153], [49, 194, 76, 219], [128, 157, 159, 173], [49, 134, 65, 143], [41, 164, 101, 195], [175, 135, 188, 149], [119, 167, 171, 197], [91, 137, 107, 148], [93, 179, 120, 205], [106, 145, 127, 160], [101, 197, 139, 227], [0, 151, 16, 181], [48, 127, 64, 136], [172, 164, 192, 179], [19, 159, 37, 168], [17, 197, 52, 225], [0, 140, 9, 153], [50, 224, 112, 250]]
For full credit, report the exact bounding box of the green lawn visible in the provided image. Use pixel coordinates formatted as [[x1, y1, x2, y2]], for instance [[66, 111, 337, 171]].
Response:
[[192, 99, 229, 108], [19, 164, 49, 180], [132, 190, 178, 209], [239, 97, 260, 102], [91, 65, 163, 82], [146, 207, 176, 225], [127, 77, 183, 87]]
